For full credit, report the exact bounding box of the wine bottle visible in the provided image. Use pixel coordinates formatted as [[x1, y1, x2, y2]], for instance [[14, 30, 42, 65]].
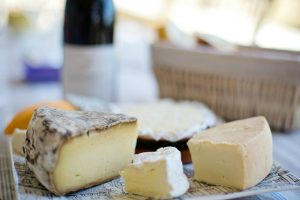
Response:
[[63, 0, 116, 102]]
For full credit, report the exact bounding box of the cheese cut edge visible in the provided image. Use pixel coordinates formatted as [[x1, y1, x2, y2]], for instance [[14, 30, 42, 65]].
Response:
[[52, 123, 138, 195]]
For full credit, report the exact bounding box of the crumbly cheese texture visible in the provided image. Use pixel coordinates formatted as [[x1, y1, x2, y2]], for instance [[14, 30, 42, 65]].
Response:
[[125, 100, 217, 142], [188, 116, 273, 190], [24, 106, 138, 195], [11, 129, 27, 156], [120, 147, 189, 199]]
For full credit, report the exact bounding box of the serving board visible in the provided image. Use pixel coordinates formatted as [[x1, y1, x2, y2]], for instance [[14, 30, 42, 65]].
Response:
[[13, 156, 300, 200]]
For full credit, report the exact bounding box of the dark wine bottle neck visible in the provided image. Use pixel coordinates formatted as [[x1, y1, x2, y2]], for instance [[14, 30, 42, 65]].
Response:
[[64, 0, 115, 45]]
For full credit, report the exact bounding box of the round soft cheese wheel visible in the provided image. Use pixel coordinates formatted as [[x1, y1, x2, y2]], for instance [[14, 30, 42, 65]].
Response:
[[125, 100, 218, 142]]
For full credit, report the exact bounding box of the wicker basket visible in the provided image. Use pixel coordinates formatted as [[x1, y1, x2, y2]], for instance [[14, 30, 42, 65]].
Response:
[[152, 42, 300, 131]]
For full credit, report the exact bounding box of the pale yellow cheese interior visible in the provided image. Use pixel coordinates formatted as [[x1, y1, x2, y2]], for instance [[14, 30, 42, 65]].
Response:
[[188, 117, 272, 190], [190, 142, 245, 189], [53, 123, 138, 194], [11, 129, 27, 156]]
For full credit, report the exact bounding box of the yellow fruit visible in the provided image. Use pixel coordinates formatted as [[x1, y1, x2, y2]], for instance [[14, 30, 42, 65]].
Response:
[[5, 100, 76, 135]]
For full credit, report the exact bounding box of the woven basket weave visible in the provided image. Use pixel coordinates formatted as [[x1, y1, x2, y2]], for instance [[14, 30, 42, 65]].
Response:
[[152, 42, 300, 131]]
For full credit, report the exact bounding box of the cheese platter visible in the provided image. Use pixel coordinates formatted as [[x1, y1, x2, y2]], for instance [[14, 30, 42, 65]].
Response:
[[1, 98, 300, 200]]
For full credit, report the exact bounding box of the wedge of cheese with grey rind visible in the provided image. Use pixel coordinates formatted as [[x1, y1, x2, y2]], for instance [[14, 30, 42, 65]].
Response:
[[24, 106, 138, 196], [188, 116, 272, 190], [120, 147, 189, 199]]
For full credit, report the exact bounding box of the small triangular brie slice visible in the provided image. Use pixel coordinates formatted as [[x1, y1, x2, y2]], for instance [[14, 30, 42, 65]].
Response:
[[188, 116, 273, 190], [24, 106, 138, 195], [120, 147, 189, 199]]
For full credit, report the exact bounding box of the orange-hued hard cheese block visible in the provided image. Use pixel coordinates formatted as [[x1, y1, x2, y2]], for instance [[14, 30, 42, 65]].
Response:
[[5, 100, 76, 135]]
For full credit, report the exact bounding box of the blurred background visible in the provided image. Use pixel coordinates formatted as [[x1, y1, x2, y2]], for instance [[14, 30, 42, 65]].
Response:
[[0, 0, 300, 121]]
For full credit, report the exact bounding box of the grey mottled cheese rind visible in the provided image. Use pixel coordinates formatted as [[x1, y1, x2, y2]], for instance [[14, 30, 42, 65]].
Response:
[[23, 106, 137, 195]]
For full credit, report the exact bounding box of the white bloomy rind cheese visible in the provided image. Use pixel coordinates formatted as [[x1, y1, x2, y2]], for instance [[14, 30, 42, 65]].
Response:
[[187, 116, 272, 190], [125, 100, 217, 142], [24, 106, 138, 195], [120, 147, 189, 199]]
